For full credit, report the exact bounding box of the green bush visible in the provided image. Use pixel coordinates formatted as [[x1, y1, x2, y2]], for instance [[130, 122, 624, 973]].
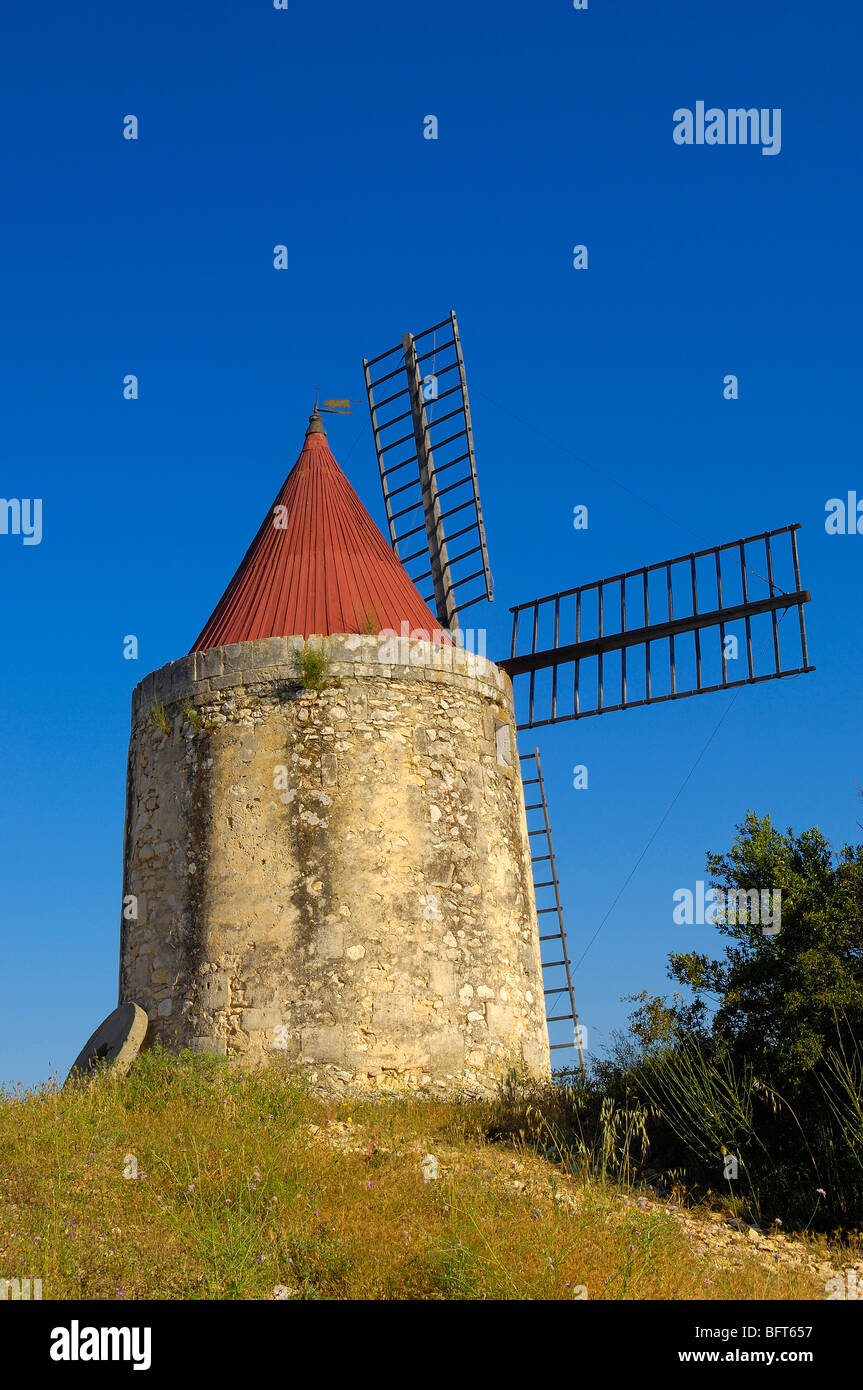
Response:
[[293, 649, 331, 692]]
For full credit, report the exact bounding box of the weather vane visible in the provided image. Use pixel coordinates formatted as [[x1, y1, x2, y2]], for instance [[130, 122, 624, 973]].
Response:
[[313, 388, 360, 416]]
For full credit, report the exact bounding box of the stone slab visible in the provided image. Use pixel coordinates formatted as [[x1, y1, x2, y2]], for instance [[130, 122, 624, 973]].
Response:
[[65, 1002, 149, 1085]]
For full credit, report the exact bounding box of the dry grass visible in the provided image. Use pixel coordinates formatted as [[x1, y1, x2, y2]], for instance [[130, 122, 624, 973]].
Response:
[[0, 1050, 830, 1301]]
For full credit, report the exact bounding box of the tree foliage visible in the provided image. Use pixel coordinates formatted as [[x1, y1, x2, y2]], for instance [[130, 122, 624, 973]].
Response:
[[664, 812, 863, 1084], [606, 810, 863, 1226]]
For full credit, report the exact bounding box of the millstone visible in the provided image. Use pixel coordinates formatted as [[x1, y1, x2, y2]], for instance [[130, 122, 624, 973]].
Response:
[[65, 1002, 149, 1085]]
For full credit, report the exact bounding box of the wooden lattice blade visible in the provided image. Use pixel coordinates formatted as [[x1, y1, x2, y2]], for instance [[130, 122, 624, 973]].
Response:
[[362, 311, 493, 629], [500, 524, 814, 730]]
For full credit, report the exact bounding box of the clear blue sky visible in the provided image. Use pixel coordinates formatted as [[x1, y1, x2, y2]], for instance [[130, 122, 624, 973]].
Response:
[[2, 0, 861, 1087]]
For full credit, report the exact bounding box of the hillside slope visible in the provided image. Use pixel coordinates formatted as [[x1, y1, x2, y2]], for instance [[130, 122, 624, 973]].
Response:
[[0, 1051, 854, 1301]]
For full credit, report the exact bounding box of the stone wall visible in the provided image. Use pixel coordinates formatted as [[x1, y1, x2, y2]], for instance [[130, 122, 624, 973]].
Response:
[[119, 635, 551, 1096]]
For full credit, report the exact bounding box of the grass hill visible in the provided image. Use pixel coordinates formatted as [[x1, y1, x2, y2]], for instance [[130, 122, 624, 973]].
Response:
[[0, 1049, 856, 1301]]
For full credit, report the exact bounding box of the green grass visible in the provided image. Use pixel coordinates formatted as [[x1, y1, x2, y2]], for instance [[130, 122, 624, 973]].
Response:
[[147, 701, 171, 736], [292, 649, 331, 693], [613, 1040, 863, 1232], [0, 1049, 837, 1301], [178, 697, 204, 732]]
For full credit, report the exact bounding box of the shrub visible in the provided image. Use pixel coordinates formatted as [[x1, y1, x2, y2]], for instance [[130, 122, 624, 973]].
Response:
[[148, 701, 171, 735], [293, 649, 331, 692]]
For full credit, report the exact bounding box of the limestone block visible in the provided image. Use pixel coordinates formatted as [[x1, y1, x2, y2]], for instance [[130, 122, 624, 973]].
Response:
[[195, 649, 224, 682], [188, 1036, 227, 1056], [199, 973, 230, 1010], [427, 960, 455, 995], [241, 1007, 284, 1031], [254, 637, 289, 668], [316, 923, 344, 958], [426, 1028, 465, 1067], [373, 994, 414, 1031], [222, 643, 255, 674], [424, 853, 455, 888], [238, 730, 257, 763], [486, 1002, 516, 1037], [300, 1026, 344, 1063]]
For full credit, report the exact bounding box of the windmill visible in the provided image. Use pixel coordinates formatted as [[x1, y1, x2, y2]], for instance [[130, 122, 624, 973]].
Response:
[[362, 311, 815, 1069]]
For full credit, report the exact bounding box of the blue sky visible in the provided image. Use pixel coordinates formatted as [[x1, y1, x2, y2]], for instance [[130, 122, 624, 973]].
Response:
[[1, 0, 861, 1086]]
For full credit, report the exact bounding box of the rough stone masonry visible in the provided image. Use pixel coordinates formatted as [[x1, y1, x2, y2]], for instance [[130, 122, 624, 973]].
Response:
[[119, 634, 551, 1097]]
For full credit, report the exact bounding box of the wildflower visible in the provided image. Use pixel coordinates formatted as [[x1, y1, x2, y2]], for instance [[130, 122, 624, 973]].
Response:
[[548, 1258, 554, 1269], [366, 1181, 374, 1189], [314, 1210, 321, 1217], [628, 1244, 635, 1252], [256, 1255, 263, 1264], [636, 1198, 648, 1209], [531, 1210, 541, 1220], [695, 1245, 705, 1254], [816, 1188, 826, 1198], [773, 1217, 782, 1227], [704, 1278, 714, 1285], [186, 1184, 195, 1194]]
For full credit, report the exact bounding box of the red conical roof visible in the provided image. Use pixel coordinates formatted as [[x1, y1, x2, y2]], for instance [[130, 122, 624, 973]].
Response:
[[192, 414, 447, 650]]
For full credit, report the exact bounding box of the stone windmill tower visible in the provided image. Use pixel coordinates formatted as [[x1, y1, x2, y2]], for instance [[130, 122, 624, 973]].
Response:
[[111, 309, 814, 1097], [118, 410, 550, 1097]]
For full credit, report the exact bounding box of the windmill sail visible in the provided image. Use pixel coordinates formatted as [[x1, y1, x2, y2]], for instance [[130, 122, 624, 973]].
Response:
[[501, 525, 814, 730], [520, 748, 585, 1070], [362, 311, 493, 630]]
